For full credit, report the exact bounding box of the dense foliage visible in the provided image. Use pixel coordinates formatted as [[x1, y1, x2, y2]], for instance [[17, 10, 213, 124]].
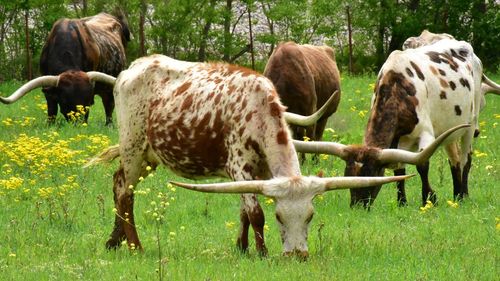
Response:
[[1, 0, 498, 81]]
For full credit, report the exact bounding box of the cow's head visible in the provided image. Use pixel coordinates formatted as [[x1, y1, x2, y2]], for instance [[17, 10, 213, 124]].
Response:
[[403, 30, 455, 50], [42, 71, 94, 120], [113, 10, 131, 46], [293, 124, 470, 207], [0, 71, 116, 122], [170, 174, 412, 258]]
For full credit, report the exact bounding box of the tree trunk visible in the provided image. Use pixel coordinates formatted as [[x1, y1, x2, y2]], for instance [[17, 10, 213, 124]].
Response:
[[376, 0, 387, 69], [139, 0, 147, 56], [223, 0, 233, 62], [247, 5, 255, 70], [260, 1, 275, 57], [24, 9, 32, 80], [346, 4, 353, 74], [198, 0, 216, 62]]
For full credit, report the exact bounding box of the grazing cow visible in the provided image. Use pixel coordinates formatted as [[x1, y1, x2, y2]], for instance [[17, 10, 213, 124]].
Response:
[[294, 38, 475, 207], [85, 54, 415, 258], [264, 42, 341, 161], [0, 13, 130, 125]]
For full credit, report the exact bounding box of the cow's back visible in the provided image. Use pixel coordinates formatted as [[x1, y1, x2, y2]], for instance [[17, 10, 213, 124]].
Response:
[[115, 55, 299, 179], [40, 19, 97, 75], [264, 42, 341, 117], [367, 39, 479, 148], [40, 13, 126, 76]]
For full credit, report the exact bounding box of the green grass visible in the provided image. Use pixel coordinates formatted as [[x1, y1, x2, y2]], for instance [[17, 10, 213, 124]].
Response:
[[0, 74, 498, 280]]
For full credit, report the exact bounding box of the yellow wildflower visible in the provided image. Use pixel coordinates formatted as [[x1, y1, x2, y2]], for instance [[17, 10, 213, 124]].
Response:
[[225, 221, 235, 229]]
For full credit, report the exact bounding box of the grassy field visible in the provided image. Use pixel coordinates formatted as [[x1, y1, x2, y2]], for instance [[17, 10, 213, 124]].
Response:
[[0, 74, 498, 280]]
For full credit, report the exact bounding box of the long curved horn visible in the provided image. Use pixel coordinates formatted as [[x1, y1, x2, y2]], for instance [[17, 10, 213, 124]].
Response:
[[284, 90, 339, 126], [377, 124, 470, 164], [170, 180, 266, 194], [322, 174, 414, 191], [482, 74, 500, 95], [87, 71, 117, 85], [292, 139, 349, 160], [0, 76, 59, 104]]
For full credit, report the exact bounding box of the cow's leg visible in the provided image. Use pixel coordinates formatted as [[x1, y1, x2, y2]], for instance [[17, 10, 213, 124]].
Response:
[[107, 167, 142, 250], [236, 194, 267, 256], [314, 117, 328, 142], [106, 158, 152, 251], [461, 152, 472, 198], [459, 131, 473, 199], [445, 143, 465, 200], [416, 161, 436, 205], [394, 168, 407, 206], [99, 91, 115, 126], [236, 200, 250, 253], [292, 125, 308, 163], [44, 93, 58, 124]]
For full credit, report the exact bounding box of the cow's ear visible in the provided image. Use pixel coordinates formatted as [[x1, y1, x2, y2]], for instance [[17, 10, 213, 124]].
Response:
[[42, 87, 50, 94]]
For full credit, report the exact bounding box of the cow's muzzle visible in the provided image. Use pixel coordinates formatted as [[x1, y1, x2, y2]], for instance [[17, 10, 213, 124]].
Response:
[[283, 249, 309, 260]]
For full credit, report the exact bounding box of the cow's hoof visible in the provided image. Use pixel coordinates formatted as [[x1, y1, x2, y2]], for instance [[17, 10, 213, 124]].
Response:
[[257, 246, 268, 258], [105, 238, 123, 250]]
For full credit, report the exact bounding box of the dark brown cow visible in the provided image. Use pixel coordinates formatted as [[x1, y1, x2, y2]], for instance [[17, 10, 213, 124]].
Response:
[[264, 42, 341, 160], [1, 13, 130, 125]]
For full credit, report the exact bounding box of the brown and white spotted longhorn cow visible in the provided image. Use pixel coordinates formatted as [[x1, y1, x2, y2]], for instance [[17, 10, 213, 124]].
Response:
[[294, 39, 475, 207], [84, 54, 431, 258]]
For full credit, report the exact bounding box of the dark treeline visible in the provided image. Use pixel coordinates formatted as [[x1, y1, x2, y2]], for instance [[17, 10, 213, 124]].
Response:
[[0, 0, 498, 81]]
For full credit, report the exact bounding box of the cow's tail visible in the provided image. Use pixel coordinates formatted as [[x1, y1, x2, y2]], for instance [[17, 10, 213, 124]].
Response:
[[84, 144, 120, 168]]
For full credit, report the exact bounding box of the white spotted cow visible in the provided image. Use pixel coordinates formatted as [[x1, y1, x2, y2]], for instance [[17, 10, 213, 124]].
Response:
[[85, 54, 422, 258], [294, 39, 475, 207]]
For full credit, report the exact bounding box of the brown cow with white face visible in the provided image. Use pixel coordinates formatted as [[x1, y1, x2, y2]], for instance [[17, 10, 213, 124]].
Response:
[[264, 42, 341, 160], [85, 54, 419, 258], [294, 38, 475, 207]]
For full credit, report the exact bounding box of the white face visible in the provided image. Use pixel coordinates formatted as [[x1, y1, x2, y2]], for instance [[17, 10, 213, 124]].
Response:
[[273, 194, 315, 258]]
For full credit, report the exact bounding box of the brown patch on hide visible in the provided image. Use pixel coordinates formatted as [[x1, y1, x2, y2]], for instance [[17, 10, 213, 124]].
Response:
[[459, 78, 470, 90], [365, 70, 419, 148], [174, 82, 192, 96], [181, 94, 194, 110], [276, 129, 288, 145], [214, 93, 222, 104], [244, 138, 263, 158], [428, 66, 437, 75], [410, 61, 425, 81], [449, 81, 456, 90], [245, 111, 254, 122], [450, 49, 466, 62], [426, 51, 442, 64], [440, 53, 459, 72], [269, 101, 283, 118]]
